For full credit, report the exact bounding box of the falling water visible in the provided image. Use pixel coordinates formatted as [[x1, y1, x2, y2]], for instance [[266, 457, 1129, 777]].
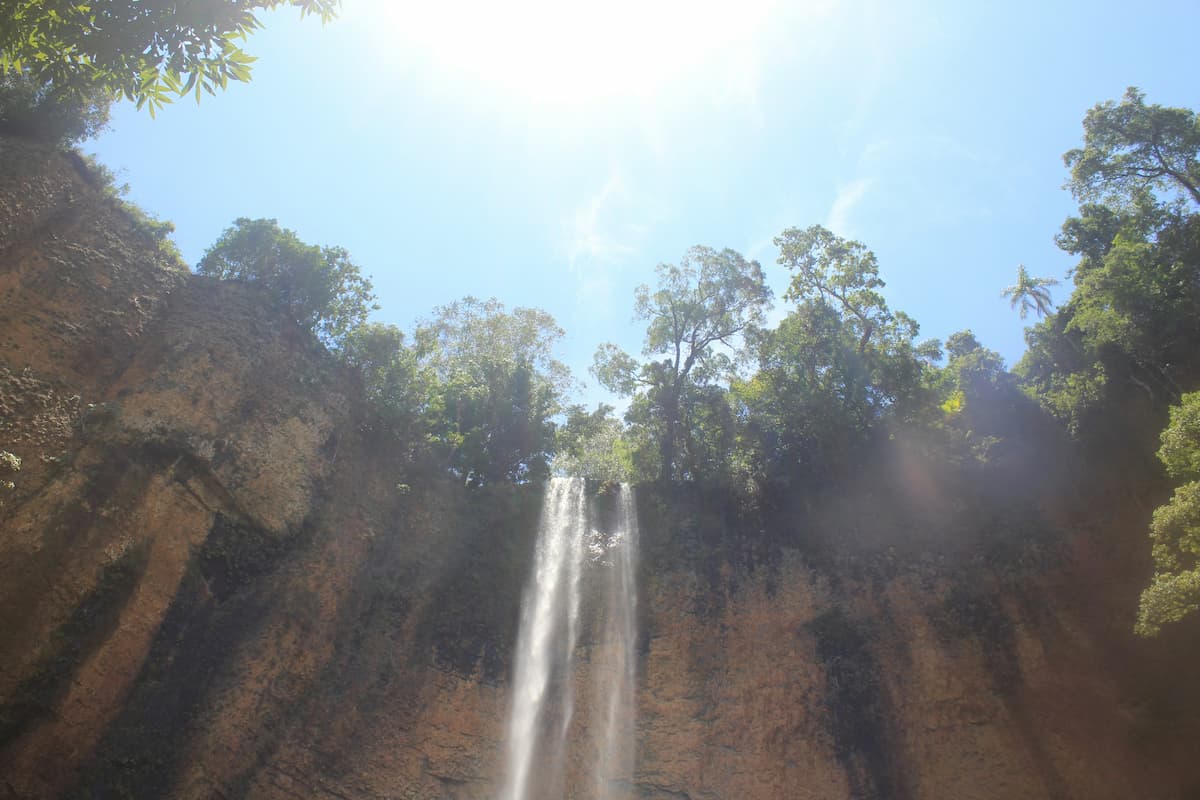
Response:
[[591, 483, 639, 800], [502, 478, 639, 800], [501, 479, 587, 800]]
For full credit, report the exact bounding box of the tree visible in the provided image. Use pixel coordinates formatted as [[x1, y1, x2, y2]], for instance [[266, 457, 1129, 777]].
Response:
[[777, 225, 891, 352], [735, 226, 938, 482], [552, 404, 640, 483], [735, 302, 876, 480], [776, 225, 937, 415], [0, 0, 339, 114], [932, 330, 1055, 464], [1137, 392, 1200, 636], [339, 322, 431, 446], [593, 246, 770, 483], [1001, 265, 1058, 319], [197, 217, 376, 348], [414, 297, 572, 487], [1065, 87, 1200, 208], [0, 68, 110, 145], [1019, 92, 1200, 431]]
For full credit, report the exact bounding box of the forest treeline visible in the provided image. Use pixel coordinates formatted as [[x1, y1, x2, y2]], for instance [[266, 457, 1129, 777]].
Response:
[[2, 11, 1198, 635]]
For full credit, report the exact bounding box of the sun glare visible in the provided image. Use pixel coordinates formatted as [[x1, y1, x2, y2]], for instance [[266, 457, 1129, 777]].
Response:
[[375, 0, 784, 105]]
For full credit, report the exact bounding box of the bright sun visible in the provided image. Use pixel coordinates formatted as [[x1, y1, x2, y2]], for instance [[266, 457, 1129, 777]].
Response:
[[376, 0, 784, 105]]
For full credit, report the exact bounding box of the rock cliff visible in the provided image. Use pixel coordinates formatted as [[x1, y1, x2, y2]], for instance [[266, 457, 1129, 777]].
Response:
[[2, 140, 1199, 799]]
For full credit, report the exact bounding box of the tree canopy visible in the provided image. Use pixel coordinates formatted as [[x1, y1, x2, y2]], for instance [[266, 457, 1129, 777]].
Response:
[[593, 246, 770, 482], [552, 404, 638, 483], [1065, 87, 1200, 208], [1137, 392, 1200, 636], [0, 68, 109, 144], [414, 298, 572, 487], [197, 217, 376, 348], [0, 0, 338, 113], [735, 226, 940, 483], [1005, 90, 1200, 633], [1019, 89, 1200, 432]]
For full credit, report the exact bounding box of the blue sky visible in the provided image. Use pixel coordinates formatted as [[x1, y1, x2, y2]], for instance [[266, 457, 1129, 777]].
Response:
[[88, 0, 1199, 409]]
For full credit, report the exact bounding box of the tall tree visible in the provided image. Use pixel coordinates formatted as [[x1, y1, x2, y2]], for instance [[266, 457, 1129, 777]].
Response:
[[415, 297, 572, 487], [593, 246, 770, 482], [0, 0, 338, 113], [197, 217, 377, 348], [777, 225, 890, 352], [1001, 265, 1058, 319], [1065, 87, 1200, 207], [736, 226, 938, 482], [1019, 91, 1200, 428]]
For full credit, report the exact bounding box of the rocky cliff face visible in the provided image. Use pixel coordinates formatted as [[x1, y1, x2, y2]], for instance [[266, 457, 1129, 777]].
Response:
[[2, 140, 1199, 800]]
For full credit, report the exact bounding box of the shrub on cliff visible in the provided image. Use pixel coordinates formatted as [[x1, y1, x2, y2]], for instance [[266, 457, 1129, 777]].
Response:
[[0, 449, 19, 492], [197, 218, 377, 349], [0, 70, 109, 146], [1138, 392, 1200, 635]]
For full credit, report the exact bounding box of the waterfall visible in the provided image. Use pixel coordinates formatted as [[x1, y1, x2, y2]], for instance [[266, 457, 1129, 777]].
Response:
[[502, 478, 640, 800], [591, 482, 639, 800]]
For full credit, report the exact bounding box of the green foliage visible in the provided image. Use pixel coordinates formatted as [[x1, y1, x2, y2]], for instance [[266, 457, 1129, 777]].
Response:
[[736, 226, 938, 482], [777, 225, 936, 416], [1019, 90, 1200, 432], [339, 322, 429, 444], [1017, 92, 1200, 637], [1065, 87, 1200, 208], [778, 225, 894, 350], [0, 449, 18, 494], [593, 245, 770, 482], [0, 0, 339, 115], [1001, 265, 1058, 319], [335, 299, 573, 487], [414, 297, 571, 487], [1138, 481, 1200, 636], [0, 68, 109, 145], [197, 218, 377, 348], [934, 330, 1047, 462], [63, 153, 183, 266], [735, 304, 877, 477], [552, 404, 639, 482], [1159, 393, 1200, 480], [1016, 311, 1108, 435], [1138, 393, 1200, 635]]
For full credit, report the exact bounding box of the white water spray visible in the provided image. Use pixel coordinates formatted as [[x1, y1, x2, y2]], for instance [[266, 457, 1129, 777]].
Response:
[[501, 478, 639, 800], [591, 484, 639, 800]]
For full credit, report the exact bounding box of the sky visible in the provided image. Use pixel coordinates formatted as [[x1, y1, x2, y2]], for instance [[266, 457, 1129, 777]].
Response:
[[87, 0, 1199, 410]]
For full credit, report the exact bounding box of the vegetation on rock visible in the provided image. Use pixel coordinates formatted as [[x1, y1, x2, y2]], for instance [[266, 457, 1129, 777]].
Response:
[[197, 217, 378, 349], [0, 69, 109, 145], [1138, 392, 1200, 635]]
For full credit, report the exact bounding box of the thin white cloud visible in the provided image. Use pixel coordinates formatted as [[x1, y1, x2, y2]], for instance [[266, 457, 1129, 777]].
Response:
[[826, 177, 873, 236], [563, 172, 649, 313], [568, 173, 636, 268]]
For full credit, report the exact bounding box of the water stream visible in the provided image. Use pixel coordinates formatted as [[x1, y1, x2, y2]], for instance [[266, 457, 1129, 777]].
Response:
[[501, 478, 640, 800]]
